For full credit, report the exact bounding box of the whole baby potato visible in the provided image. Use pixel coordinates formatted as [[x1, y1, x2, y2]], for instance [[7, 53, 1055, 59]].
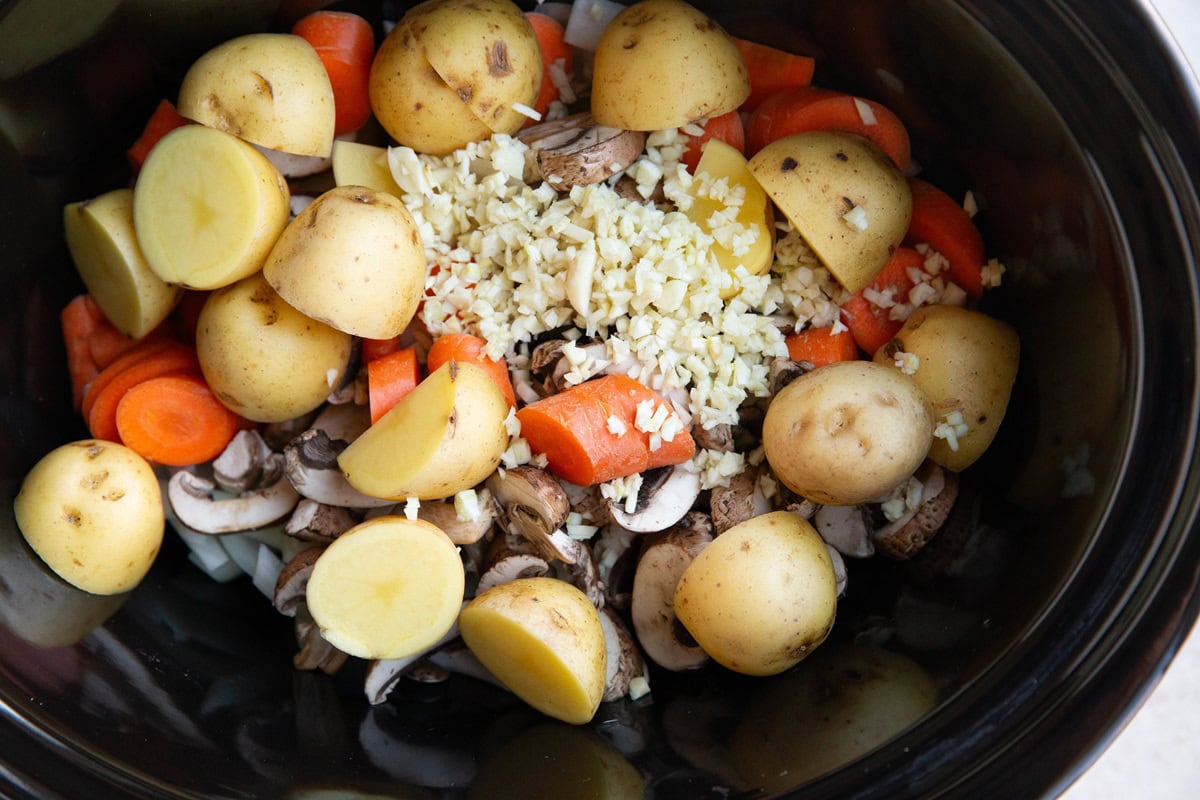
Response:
[[591, 0, 750, 131], [876, 304, 1020, 471], [369, 0, 540, 153], [177, 33, 335, 158], [13, 440, 164, 595], [673, 511, 837, 676], [197, 273, 353, 423], [762, 360, 934, 505], [748, 131, 912, 293], [262, 185, 426, 339]]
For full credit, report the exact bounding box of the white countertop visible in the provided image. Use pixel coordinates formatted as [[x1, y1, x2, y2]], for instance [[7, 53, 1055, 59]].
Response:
[[1059, 2, 1200, 798]]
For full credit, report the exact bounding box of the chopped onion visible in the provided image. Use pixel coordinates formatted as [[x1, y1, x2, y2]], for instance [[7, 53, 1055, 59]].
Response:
[[854, 97, 878, 126], [564, 0, 625, 50], [251, 544, 285, 600]]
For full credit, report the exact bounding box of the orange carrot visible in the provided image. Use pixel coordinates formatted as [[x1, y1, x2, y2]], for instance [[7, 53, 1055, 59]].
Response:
[[292, 11, 375, 135], [426, 333, 517, 409], [733, 37, 816, 112], [81, 338, 192, 421], [61, 295, 104, 412], [905, 178, 986, 299], [517, 374, 695, 485], [361, 335, 404, 364], [115, 374, 242, 466], [785, 326, 859, 367], [745, 86, 911, 170], [127, 99, 189, 171], [838, 246, 926, 357], [367, 347, 420, 424], [525, 12, 573, 121], [86, 346, 201, 443], [681, 110, 746, 173]]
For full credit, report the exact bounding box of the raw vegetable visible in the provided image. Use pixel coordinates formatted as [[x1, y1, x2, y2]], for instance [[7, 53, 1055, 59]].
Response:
[[86, 343, 200, 443], [81, 338, 190, 422], [367, 346, 420, 424], [784, 325, 859, 367], [426, 332, 517, 409], [525, 11, 573, 120], [61, 294, 146, 412], [114, 374, 243, 466], [680, 109, 745, 173], [838, 245, 926, 357], [13, 440, 164, 595], [126, 99, 189, 172], [906, 178, 987, 298], [733, 37, 816, 112], [291, 11, 375, 136], [516, 374, 696, 486], [746, 85, 912, 171]]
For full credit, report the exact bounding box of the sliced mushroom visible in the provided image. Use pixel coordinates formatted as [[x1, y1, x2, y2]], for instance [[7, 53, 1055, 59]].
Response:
[[416, 489, 499, 546], [609, 465, 701, 533], [426, 640, 506, 688], [212, 430, 274, 494], [273, 546, 324, 617], [630, 512, 713, 671], [768, 356, 808, 396], [519, 112, 646, 189], [529, 339, 569, 396], [826, 544, 848, 597], [476, 532, 551, 595], [294, 612, 349, 675], [486, 466, 571, 561], [261, 409, 321, 451], [612, 173, 664, 204], [562, 478, 613, 526], [403, 659, 451, 684], [594, 523, 639, 612], [874, 465, 959, 560], [813, 503, 876, 558], [284, 428, 393, 509], [167, 458, 300, 534], [552, 535, 605, 608], [600, 607, 649, 702], [709, 465, 772, 534], [364, 613, 465, 704], [285, 498, 361, 543], [691, 422, 734, 453]]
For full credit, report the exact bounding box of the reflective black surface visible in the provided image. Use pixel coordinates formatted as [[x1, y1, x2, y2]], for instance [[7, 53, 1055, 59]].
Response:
[[2, 0, 1199, 797]]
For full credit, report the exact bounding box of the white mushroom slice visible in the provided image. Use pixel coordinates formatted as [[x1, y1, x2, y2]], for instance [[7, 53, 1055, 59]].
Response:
[[212, 429, 274, 494], [284, 428, 393, 509], [709, 465, 772, 534], [691, 422, 734, 453], [552, 535, 605, 608], [285, 499, 361, 543], [608, 465, 701, 534], [425, 640, 505, 688], [485, 466, 572, 561], [826, 544, 848, 597], [311, 401, 373, 444], [363, 612, 464, 704], [273, 546, 324, 617], [403, 659, 451, 684], [518, 112, 647, 189], [874, 464, 958, 561], [768, 356, 808, 395], [294, 613, 349, 675], [477, 532, 551, 595], [417, 489, 499, 546], [630, 512, 712, 671], [600, 607, 649, 702], [814, 503, 876, 558], [167, 459, 300, 534]]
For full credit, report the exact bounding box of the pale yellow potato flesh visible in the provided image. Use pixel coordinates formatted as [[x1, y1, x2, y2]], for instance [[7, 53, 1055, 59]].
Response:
[[132, 125, 290, 290], [686, 139, 776, 299], [63, 188, 181, 338], [306, 516, 465, 660], [330, 140, 403, 196], [262, 185, 426, 339], [458, 577, 606, 725], [591, 0, 749, 131], [13, 440, 163, 596], [177, 32, 335, 158], [674, 511, 837, 676], [196, 273, 353, 423], [338, 361, 510, 501]]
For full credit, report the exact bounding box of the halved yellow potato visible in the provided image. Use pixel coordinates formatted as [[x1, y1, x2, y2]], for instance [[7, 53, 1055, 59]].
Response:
[[306, 516, 465, 659], [63, 188, 181, 338], [330, 140, 402, 196], [459, 577, 606, 725], [338, 361, 510, 500], [132, 125, 290, 290]]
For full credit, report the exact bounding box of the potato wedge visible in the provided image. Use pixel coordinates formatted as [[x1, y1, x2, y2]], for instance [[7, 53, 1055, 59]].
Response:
[[459, 577, 606, 725], [338, 361, 510, 500], [330, 140, 402, 196], [306, 516, 465, 659]]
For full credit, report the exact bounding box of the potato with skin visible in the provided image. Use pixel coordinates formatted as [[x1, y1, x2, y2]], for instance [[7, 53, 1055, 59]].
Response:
[[876, 304, 1020, 471], [748, 131, 912, 293], [591, 0, 750, 131], [762, 360, 934, 506], [63, 189, 182, 338], [13, 440, 164, 595], [262, 185, 426, 339], [330, 140, 402, 196], [674, 511, 837, 676], [338, 361, 510, 501], [197, 273, 353, 423], [306, 516, 465, 659], [177, 33, 335, 158], [459, 577, 606, 725], [133, 125, 290, 290], [369, 0, 540, 154]]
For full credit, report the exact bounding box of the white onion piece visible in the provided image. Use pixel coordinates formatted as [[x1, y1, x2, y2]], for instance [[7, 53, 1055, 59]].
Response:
[[251, 543, 285, 600], [564, 0, 625, 51], [536, 2, 574, 26]]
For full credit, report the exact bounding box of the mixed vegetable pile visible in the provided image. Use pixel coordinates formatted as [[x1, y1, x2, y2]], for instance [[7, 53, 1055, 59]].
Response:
[[13, 0, 1019, 729]]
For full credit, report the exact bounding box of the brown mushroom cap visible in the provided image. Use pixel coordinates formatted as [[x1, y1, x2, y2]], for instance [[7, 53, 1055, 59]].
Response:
[[874, 465, 959, 560], [630, 512, 713, 671], [519, 112, 647, 190], [486, 466, 572, 561]]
